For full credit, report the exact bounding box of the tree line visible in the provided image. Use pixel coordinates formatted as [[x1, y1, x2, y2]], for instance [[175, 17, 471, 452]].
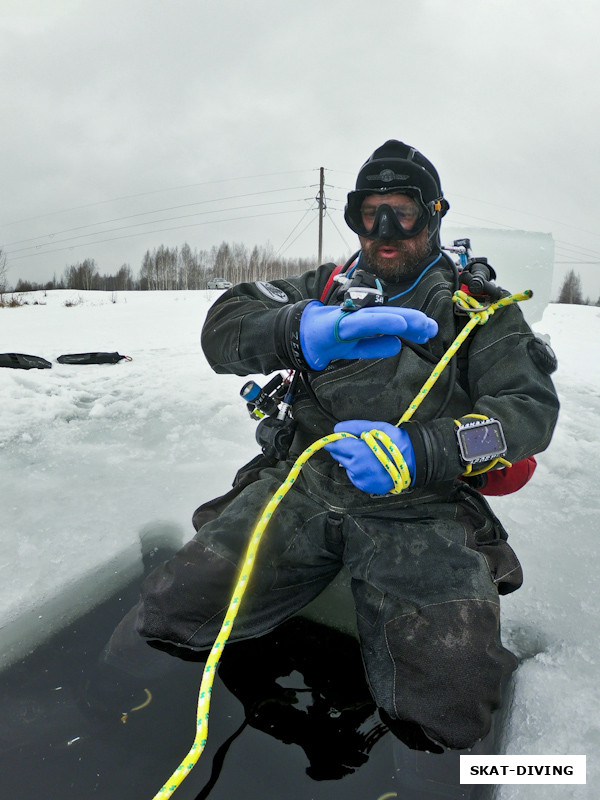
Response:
[[2, 245, 598, 306], [6, 242, 335, 294]]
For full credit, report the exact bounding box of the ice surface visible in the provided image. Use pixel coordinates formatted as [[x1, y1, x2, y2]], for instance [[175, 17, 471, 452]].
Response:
[[1, 289, 598, 797], [0, 290, 259, 667]]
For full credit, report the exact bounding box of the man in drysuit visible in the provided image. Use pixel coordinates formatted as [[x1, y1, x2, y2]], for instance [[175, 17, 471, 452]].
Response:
[[110, 140, 559, 749]]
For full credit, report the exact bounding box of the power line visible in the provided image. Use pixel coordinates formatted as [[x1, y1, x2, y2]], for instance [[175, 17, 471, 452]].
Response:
[[450, 192, 600, 242], [7, 208, 313, 262], [447, 210, 531, 231], [0, 170, 320, 228], [324, 209, 353, 253], [1, 186, 313, 251], [448, 211, 600, 266], [278, 216, 317, 257], [554, 240, 600, 258], [276, 203, 318, 256], [4, 197, 310, 258]]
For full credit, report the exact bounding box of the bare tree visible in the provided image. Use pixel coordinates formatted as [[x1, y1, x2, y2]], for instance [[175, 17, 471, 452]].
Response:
[[0, 248, 8, 294], [116, 264, 134, 291], [139, 250, 156, 290], [556, 269, 584, 304], [63, 258, 100, 290]]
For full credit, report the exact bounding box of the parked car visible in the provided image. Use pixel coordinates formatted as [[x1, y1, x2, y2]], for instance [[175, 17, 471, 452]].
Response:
[[207, 278, 233, 290]]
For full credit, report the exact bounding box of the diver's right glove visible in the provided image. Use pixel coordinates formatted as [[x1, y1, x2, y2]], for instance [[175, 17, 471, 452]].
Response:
[[297, 301, 438, 371]]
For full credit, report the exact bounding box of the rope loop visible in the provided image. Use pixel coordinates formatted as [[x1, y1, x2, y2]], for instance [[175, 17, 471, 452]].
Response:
[[453, 288, 532, 322], [360, 429, 412, 494]]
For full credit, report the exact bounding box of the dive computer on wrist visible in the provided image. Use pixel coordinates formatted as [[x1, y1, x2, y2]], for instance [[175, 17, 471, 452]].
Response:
[[456, 418, 507, 466]]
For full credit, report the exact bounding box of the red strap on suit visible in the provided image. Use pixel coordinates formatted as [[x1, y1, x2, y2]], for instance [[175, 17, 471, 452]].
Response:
[[475, 456, 537, 496]]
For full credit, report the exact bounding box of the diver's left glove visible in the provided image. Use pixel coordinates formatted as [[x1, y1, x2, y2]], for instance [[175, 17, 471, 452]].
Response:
[[324, 420, 416, 495]]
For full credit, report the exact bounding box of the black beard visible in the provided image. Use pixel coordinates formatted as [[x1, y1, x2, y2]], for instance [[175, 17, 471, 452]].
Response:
[[361, 237, 432, 282]]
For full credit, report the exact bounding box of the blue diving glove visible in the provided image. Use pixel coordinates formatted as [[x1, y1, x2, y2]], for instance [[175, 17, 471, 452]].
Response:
[[324, 420, 416, 495], [299, 301, 438, 371]]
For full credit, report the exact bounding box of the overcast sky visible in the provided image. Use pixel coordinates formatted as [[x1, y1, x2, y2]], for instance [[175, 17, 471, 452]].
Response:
[[1, 0, 599, 298]]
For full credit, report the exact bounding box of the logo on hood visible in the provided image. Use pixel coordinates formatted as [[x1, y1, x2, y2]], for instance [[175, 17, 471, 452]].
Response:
[[366, 169, 409, 183]]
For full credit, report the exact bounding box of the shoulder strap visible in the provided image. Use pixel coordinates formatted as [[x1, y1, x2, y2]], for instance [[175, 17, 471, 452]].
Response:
[[319, 251, 362, 305], [320, 265, 344, 303]]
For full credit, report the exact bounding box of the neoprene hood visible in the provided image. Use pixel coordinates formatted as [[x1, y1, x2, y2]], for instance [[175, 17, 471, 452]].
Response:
[[345, 140, 450, 244]]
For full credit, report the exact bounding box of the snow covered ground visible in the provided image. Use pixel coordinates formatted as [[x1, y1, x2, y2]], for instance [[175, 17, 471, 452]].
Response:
[[1, 289, 598, 798]]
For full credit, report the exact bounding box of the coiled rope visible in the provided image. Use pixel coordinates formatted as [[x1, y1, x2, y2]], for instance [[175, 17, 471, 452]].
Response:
[[150, 288, 531, 799]]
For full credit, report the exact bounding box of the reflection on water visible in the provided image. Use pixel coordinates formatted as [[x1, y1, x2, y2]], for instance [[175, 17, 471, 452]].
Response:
[[0, 571, 495, 800], [216, 618, 387, 784]]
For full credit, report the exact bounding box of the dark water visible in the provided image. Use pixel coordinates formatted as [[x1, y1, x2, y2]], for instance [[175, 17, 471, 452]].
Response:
[[0, 558, 500, 800]]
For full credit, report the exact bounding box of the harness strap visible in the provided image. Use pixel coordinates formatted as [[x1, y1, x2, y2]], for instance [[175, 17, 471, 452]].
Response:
[[319, 264, 344, 302]]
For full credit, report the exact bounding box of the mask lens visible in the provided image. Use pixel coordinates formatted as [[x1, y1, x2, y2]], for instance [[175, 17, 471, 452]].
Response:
[[361, 200, 421, 233], [344, 191, 432, 240]]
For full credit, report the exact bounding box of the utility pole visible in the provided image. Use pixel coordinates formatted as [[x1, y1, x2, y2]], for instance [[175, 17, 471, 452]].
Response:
[[317, 167, 325, 264]]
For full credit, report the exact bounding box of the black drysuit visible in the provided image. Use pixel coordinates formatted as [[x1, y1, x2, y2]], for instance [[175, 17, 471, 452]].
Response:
[[119, 250, 559, 749]]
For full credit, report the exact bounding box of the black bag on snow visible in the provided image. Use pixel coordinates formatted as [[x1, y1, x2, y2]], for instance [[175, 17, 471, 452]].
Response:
[[56, 352, 131, 365], [0, 353, 52, 370]]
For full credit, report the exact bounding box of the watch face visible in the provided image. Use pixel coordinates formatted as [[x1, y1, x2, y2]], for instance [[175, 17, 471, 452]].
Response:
[[457, 420, 507, 463]]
